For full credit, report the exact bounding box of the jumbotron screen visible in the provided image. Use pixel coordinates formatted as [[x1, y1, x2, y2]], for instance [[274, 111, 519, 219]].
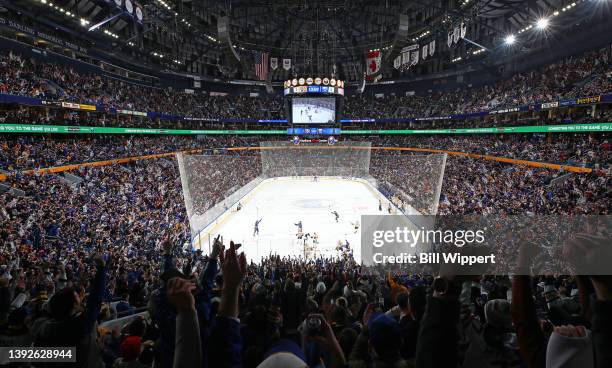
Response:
[[291, 97, 336, 124]]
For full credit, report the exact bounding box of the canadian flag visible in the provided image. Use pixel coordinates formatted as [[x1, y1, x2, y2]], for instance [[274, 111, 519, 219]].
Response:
[[366, 50, 382, 76]]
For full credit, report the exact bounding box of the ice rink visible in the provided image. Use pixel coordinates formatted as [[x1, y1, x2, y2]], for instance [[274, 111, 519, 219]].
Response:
[[194, 177, 401, 263], [292, 104, 335, 124]]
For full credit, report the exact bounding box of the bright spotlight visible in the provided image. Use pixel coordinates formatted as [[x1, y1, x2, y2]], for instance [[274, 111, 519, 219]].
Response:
[[504, 34, 516, 45], [536, 18, 549, 30]]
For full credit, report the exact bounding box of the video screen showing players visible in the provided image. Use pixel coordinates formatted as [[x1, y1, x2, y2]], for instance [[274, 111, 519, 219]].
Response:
[[292, 97, 336, 124]]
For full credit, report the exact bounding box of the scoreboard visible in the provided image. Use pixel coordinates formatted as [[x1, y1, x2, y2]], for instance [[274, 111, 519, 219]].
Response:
[[283, 77, 345, 96], [284, 76, 345, 125]]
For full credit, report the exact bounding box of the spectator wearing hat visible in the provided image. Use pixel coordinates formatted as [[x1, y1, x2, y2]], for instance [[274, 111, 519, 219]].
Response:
[[32, 254, 108, 368], [0, 307, 31, 348], [463, 299, 522, 368], [113, 335, 146, 368], [350, 305, 408, 368]]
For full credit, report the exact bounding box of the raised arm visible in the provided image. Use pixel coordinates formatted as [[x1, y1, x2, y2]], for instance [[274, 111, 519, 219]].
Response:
[[209, 241, 246, 368], [80, 253, 107, 336], [512, 242, 546, 368], [167, 277, 202, 368], [195, 235, 222, 322], [416, 277, 461, 368]]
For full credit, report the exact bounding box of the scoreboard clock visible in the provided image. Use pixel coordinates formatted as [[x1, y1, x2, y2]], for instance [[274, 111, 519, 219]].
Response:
[[284, 76, 345, 96]]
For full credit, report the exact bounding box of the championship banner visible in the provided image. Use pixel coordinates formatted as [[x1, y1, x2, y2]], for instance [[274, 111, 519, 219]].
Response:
[[422, 45, 428, 60], [410, 48, 419, 66], [366, 50, 382, 77], [399, 44, 419, 70], [453, 27, 460, 44], [429, 40, 436, 56], [283, 58, 291, 70], [460, 22, 467, 39], [401, 50, 410, 66], [270, 57, 278, 70], [447, 32, 453, 47], [393, 55, 402, 69]]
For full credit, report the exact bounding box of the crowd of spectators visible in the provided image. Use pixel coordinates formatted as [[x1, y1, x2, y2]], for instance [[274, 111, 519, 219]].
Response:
[[370, 134, 612, 168], [1, 155, 610, 366], [1, 43, 610, 123], [344, 44, 612, 119], [3, 103, 610, 132], [0, 135, 201, 171], [0, 52, 282, 119], [1, 136, 610, 367], [180, 154, 261, 218], [2, 133, 609, 172], [1, 39, 612, 368]]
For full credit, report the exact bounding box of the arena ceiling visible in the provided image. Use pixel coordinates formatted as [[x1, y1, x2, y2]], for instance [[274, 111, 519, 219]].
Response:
[[3, 0, 606, 81]]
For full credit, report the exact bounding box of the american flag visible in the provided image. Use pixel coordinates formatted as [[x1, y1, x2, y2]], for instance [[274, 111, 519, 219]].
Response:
[[255, 51, 269, 81]]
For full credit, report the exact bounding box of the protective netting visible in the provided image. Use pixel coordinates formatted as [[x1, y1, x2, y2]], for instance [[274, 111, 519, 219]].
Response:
[[259, 141, 372, 178], [176, 152, 261, 238], [177, 144, 447, 252], [369, 152, 447, 215]]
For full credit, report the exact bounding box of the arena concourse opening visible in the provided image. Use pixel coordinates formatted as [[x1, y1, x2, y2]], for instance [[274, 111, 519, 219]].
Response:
[[0, 1, 611, 368]]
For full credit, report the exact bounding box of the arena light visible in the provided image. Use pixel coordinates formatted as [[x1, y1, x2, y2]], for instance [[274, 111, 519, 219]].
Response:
[[562, 2, 577, 11], [536, 18, 549, 30], [504, 34, 516, 45], [156, 0, 172, 10], [103, 29, 119, 39]]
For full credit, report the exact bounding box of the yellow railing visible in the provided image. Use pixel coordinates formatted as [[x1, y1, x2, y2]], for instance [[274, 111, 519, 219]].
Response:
[[0, 145, 593, 182]]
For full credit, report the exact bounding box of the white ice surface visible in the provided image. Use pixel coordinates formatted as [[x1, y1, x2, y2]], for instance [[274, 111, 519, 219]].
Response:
[[194, 177, 407, 263], [292, 104, 335, 124]]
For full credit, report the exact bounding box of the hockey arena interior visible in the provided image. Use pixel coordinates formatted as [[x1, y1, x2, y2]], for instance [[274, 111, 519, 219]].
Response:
[[0, 1, 611, 367]]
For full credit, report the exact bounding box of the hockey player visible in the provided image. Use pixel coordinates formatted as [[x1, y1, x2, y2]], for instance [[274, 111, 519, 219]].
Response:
[[237, 202, 242, 211], [351, 220, 360, 234], [253, 218, 263, 236], [336, 240, 344, 251], [379, 200, 383, 212], [294, 220, 303, 233], [331, 210, 339, 223]]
